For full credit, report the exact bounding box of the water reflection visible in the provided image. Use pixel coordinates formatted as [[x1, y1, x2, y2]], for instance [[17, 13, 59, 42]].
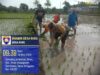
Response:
[[66, 36, 76, 51], [49, 50, 66, 68]]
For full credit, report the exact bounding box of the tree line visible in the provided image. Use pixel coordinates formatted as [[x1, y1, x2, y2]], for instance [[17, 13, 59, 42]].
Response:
[[0, 3, 33, 13], [0, 0, 100, 14]]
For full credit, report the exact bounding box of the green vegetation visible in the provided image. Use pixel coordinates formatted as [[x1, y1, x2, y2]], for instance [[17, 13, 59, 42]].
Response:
[[0, 12, 33, 19], [20, 3, 28, 12], [62, 69, 65, 75], [47, 64, 51, 70], [63, 1, 70, 13], [26, 22, 37, 34], [34, 0, 40, 6], [98, 2, 100, 12], [45, 0, 51, 9]]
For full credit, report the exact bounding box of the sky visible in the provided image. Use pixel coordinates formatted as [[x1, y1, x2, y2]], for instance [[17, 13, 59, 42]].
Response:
[[0, 0, 94, 8]]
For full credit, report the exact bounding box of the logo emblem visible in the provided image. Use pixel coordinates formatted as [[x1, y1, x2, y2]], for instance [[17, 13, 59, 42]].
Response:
[[2, 36, 11, 45]]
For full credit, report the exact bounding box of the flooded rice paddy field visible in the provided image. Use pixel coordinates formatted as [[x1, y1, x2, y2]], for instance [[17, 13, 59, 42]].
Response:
[[41, 24, 100, 75], [0, 15, 100, 75], [0, 19, 31, 35], [41, 15, 100, 75]]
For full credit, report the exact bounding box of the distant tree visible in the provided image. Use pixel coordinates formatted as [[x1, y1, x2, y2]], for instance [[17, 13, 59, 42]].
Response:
[[78, 2, 88, 7], [52, 7, 56, 13], [20, 3, 28, 12], [93, 0, 100, 11], [45, 0, 51, 8], [7, 6, 18, 12], [63, 1, 70, 13], [29, 8, 34, 12], [0, 3, 2, 8], [77, 2, 97, 7], [0, 3, 7, 11], [98, 2, 100, 11], [33, 0, 39, 7], [0, 3, 3, 11], [99, 2, 100, 7]]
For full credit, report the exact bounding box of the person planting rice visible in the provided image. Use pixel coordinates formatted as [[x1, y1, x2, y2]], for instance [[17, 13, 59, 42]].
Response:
[[68, 9, 78, 35], [41, 22, 70, 50], [40, 12, 61, 36], [53, 13, 60, 24], [34, 4, 46, 34]]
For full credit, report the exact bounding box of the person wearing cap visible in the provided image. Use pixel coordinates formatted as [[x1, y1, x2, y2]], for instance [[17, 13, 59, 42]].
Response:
[[35, 4, 45, 34]]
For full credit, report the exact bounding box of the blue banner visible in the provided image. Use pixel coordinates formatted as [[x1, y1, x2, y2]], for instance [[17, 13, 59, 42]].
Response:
[[2, 35, 40, 74]]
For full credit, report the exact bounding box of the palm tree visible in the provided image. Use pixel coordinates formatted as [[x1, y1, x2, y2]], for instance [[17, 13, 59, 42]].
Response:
[[33, 0, 39, 7], [63, 1, 70, 13], [45, 0, 51, 9]]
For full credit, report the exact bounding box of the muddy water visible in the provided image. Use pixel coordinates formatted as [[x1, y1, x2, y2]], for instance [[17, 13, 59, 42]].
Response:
[[40, 23, 100, 75]]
